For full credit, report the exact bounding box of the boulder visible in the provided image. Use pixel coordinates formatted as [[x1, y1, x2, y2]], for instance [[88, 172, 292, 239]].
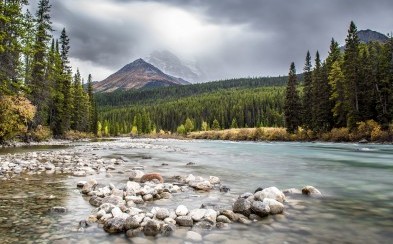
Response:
[[81, 179, 97, 194], [175, 205, 188, 216], [103, 218, 125, 233], [233, 198, 252, 216], [175, 216, 193, 227], [143, 220, 161, 236], [193, 220, 214, 230], [282, 188, 302, 194], [189, 209, 207, 222], [220, 210, 238, 221], [77, 181, 87, 188], [219, 185, 231, 193], [254, 187, 286, 203], [155, 208, 170, 220], [126, 196, 144, 204], [239, 192, 253, 199], [126, 181, 141, 195], [216, 215, 231, 223], [50, 206, 67, 214], [126, 227, 143, 238], [124, 214, 145, 230], [263, 198, 284, 214], [128, 170, 144, 181], [192, 180, 212, 191], [161, 223, 176, 237], [101, 195, 125, 207], [251, 201, 270, 217], [204, 209, 218, 223], [185, 174, 196, 183], [209, 176, 220, 184], [89, 196, 103, 207], [140, 173, 164, 183], [301, 186, 322, 196]]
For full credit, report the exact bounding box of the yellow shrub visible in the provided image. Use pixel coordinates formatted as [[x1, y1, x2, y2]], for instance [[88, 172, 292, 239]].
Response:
[[329, 128, 350, 142], [31, 125, 52, 142]]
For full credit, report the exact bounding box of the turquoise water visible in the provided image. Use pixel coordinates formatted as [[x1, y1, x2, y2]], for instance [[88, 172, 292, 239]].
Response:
[[0, 139, 392, 243]]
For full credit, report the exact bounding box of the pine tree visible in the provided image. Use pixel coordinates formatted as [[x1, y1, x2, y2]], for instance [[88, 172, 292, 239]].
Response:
[[87, 74, 97, 134], [302, 51, 313, 129], [212, 119, 220, 130], [231, 117, 238, 128], [284, 62, 301, 133], [30, 0, 52, 126], [343, 21, 361, 129], [0, 0, 28, 95], [329, 60, 347, 127]]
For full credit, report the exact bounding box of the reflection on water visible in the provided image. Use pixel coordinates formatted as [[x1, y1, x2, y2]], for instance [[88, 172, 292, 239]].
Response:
[[0, 139, 392, 243]]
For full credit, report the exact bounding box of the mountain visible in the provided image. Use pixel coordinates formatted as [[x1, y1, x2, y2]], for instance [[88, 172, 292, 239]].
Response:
[[147, 50, 206, 83], [93, 59, 190, 93], [357, 29, 389, 43]]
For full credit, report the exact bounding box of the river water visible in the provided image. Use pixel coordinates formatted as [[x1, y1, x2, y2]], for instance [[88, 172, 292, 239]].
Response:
[[0, 138, 392, 243]]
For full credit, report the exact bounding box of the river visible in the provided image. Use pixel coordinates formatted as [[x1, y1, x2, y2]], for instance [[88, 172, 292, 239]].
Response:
[[0, 138, 392, 243]]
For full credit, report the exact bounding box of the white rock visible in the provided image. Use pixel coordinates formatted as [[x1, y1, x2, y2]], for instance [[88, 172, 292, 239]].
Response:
[[185, 174, 196, 183], [263, 198, 284, 214], [204, 209, 218, 223], [254, 187, 286, 203], [189, 209, 207, 221], [176, 205, 189, 216], [209, 176, 220, 184]]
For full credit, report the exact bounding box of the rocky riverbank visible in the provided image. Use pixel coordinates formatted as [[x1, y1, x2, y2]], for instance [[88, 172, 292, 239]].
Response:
[[77, 170, 322, 241]]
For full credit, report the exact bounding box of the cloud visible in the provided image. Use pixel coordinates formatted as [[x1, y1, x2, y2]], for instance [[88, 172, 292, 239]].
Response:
[[27, 0, 393, 81]]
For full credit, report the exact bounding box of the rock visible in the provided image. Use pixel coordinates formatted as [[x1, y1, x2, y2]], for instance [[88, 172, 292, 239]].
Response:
[[237, 214, 252, 224], [160, 192, 172, 199], [44, 162, 55, 170], [219, 185, 230, 192], [254, 187, 286, 203], [248, 214, 262, 221], [77, 181, 87, 188], [164, 218, 176, 225], [126, 196, 144, 204], [161, 223, 176, 237], [143, 220, 161, 236], [73, 171, 86, 177], [155, 208, 170, 220], [175, 216, 193, 227], [186, 231, 202, 242], [82, 179, 97, 194], [100, 213, 113, 223], [103, 218, 125, 233], [254, 187, 264, 193], [209, 176, 220, 184], [185, 174, 196, 183], [87, 215, 98, 223], [359, 139, 368, 144], [216, 222, 230, 229], [143, 194, 153, 201], [175, 205, 188, 216], [100, 203, 115, 213], [193, 180, 212, 191], [126, 207, 144, 216], [126, 227, 143, 238], [216, 215, 231, 223], [220, 210, 238, 221], [125, 181, 141, 194], [97, 209, 106, 219], [251, 201, 270, 217], [101, 195, 125, 207], [50, 206, 67, 214], [111, 188, 124, 198], [111, 207, 124, 218], [263, 198, 284, 214], [124, 214, 145, 230], [301, 186, 322, 196], [89, 196, 103, 207], [189, 209, 207, 222], [140, 173, 164, 183], [186, 162, 196, 166], [128, 170, 144, 181], [233, 198, 252, 216], [204, 209, 217, 223], [193, 220, 214, 230]]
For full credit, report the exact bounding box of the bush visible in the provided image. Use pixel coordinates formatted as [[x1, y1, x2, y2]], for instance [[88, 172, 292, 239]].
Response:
[[329, 128, 350, 142], [370, 125, 389, 142], [31, 125, 52, 142], [350, 120, 380, 141], [177, 124, 186, 135], [64, 130, 94, 141], [0, 95, 36, 142]]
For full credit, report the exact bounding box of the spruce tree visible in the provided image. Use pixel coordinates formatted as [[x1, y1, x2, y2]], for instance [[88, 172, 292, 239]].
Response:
[[329, 61, 347, 127], [30, 0, 52, 126], [284, 62, 302, 133], [302, 51, 313, 129], [343, 21, 360, 129]]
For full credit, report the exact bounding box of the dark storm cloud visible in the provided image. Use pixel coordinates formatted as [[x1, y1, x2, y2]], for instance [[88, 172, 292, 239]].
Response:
[[29, 0, 393, 80]]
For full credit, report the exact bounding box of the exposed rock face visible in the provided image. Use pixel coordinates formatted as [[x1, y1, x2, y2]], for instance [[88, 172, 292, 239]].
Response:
[[93, 59, 190, 93]]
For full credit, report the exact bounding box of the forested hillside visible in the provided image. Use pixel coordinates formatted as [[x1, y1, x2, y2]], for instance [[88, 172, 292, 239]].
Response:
[[0, 0, 97, 142], [96, 76, 290, 107]]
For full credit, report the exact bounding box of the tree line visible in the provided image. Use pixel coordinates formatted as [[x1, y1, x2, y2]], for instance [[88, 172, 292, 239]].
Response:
[[0, 0, 97, 142], [98, 87, 285, 135], [285, 21, 393, 136]]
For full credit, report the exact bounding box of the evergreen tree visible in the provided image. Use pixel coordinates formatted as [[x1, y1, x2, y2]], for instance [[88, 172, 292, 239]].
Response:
[[343, 21, 361, 129], [302, 51, 313, 129], [284, 62, 301, 133], [87, 74, 98, 134], [30, 0, 52, 126], [0, 0, 28, 95], [184, 118, 194, 133], [329, 60, 347, 127], [231, 117, 238, 128], [212, 119, 220, 130]]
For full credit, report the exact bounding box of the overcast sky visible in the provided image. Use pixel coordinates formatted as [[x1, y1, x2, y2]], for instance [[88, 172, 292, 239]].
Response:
[[29, 0, 393, 82]]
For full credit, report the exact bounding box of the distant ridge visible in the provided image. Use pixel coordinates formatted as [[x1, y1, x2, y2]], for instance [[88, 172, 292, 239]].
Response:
[[93, 58, 189, 93]]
